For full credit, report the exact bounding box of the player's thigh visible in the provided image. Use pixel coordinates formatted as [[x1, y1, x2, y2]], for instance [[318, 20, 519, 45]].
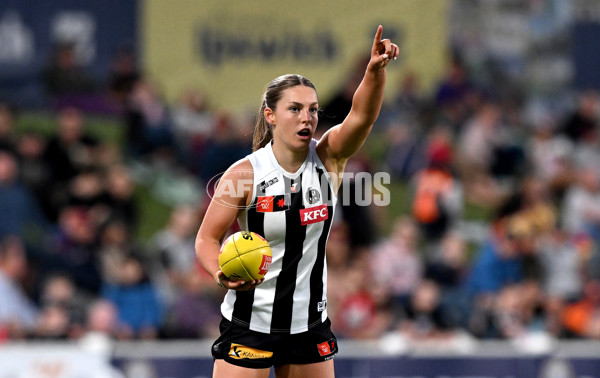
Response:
[[213, 359, 271, 378], [274, 359, 335, 378]]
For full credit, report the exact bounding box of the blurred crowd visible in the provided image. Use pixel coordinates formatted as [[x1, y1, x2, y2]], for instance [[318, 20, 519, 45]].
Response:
[[2, 40, 600, 350]]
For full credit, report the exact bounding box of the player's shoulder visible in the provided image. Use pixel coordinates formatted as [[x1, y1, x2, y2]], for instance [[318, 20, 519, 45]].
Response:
[[223, 157, 253, 179], [216, 158, 254, 205]]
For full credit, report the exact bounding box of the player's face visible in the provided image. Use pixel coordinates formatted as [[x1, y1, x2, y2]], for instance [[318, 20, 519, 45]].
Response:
[[267, 85, 319, 151]]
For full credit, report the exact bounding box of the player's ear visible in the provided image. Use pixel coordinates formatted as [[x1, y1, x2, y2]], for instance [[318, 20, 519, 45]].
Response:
[[264, 107, 276, 126]]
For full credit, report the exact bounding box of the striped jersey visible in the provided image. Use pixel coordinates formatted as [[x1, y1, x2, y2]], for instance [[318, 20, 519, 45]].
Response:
[[221, 139, 337, 334]]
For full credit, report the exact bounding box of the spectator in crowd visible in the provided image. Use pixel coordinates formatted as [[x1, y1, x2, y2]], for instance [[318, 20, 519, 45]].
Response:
[[196, 112, 250, 184], [124, 77, 176, 162], [371, 216, 423, 304], [0, 103, 17, 152], [495, 177, 557, 245], [66, 168, 106, 211], [96, 218, 136, 285], [107, 44, 141, 109], [47, 206, 102, 295], [490, 283, 542, 339], [526, 116, 574, 200], [425, 232, 470, 325], [170, 86, 215, 171], [41, 42, 96, 98], [433, 55, 478, 133], [45, 107, 101, 180], [84, 298, 121, 338], [465, 217, 528, 296], [0, 235, 39, 339], [538, 225, 588, 336], [337, 150, 380, 248], [325, 222, 353, 321], [561, 279, 600, 338], [101, 164, 138, 230], [559, 90, 599, 144], [149, 205, 201, 306], [425, 231, 468, 289], [101, 252, 163, 339], [561, 166, 600, 245], [396, 279, 457, 341], [37, 273, 88, 337], [33, 300, 71, 340], [161, 268, 222, 339], [319, 55, 370, 130], [334, 252, 392, 339], [15, 132, 53, 219], [463, 217, 528, 337], [455, 100, 509, 208], [410, 125, 463, 244], [383, 119, 424, 180], [0, 150, 49, 242], [385, 71, 423, 124], [43, 107, 101, 219]]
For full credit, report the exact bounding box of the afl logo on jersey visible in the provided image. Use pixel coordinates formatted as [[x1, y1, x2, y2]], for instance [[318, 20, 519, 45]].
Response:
[[306, 188, 320, 204]]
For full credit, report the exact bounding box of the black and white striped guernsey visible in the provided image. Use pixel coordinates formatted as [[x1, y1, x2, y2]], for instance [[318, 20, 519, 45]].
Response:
[[221, 139, 337, 334]]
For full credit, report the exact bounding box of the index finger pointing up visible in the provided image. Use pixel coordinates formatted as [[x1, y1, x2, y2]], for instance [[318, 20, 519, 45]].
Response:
[[374, 25, 383, 43]]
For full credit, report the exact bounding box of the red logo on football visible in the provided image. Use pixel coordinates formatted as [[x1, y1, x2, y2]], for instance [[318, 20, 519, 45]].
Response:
[[258, 254, 272, 275], [300, 204, 328, 225], [317, 341, 331, 356]]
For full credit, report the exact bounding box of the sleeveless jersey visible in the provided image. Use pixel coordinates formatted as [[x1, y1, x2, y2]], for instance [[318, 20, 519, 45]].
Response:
[[221, 139, 337, 334]]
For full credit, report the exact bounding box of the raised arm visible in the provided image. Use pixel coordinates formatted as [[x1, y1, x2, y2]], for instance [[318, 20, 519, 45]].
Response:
[[317, 25, 398, 175]]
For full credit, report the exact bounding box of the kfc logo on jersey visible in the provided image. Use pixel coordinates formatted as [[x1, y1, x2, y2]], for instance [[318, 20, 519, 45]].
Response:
[[300, 204, 328, 225]]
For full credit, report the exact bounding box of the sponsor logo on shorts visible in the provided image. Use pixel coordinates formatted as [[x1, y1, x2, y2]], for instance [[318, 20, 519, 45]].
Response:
[[300, 204, 328, 225], [229, 343, 273, 360], [317, 338, 337, 357]]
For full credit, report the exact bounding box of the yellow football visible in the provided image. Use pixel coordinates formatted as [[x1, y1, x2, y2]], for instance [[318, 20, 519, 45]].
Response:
[[219, 231, 272, 282]]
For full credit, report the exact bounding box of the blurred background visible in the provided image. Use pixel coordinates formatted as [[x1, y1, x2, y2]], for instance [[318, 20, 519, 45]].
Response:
[[1, 0, 600, 377]]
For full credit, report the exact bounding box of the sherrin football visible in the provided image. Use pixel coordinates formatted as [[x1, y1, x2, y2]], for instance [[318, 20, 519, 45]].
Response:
[[219, 231, 272, 282]]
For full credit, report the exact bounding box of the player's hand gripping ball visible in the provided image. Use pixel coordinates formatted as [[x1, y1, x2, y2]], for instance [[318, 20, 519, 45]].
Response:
[[219, 231, 272, 282]]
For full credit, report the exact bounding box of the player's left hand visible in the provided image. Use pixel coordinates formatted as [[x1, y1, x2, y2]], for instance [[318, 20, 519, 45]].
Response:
[[370, 25, 399, 70]]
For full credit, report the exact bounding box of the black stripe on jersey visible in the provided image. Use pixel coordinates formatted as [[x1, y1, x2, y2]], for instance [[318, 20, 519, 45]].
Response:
[[231, 199, 264, 326], [308, 166, 333, 326], [271, 174, 306, 333]]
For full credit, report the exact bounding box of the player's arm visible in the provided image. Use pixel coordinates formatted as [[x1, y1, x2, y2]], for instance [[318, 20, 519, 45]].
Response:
[[317, 25, 398, 178], [194, 158, 261, 291]]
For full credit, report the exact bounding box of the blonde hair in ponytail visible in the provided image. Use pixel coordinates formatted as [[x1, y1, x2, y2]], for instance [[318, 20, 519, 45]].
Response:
[[252, 74, 316, 152]]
